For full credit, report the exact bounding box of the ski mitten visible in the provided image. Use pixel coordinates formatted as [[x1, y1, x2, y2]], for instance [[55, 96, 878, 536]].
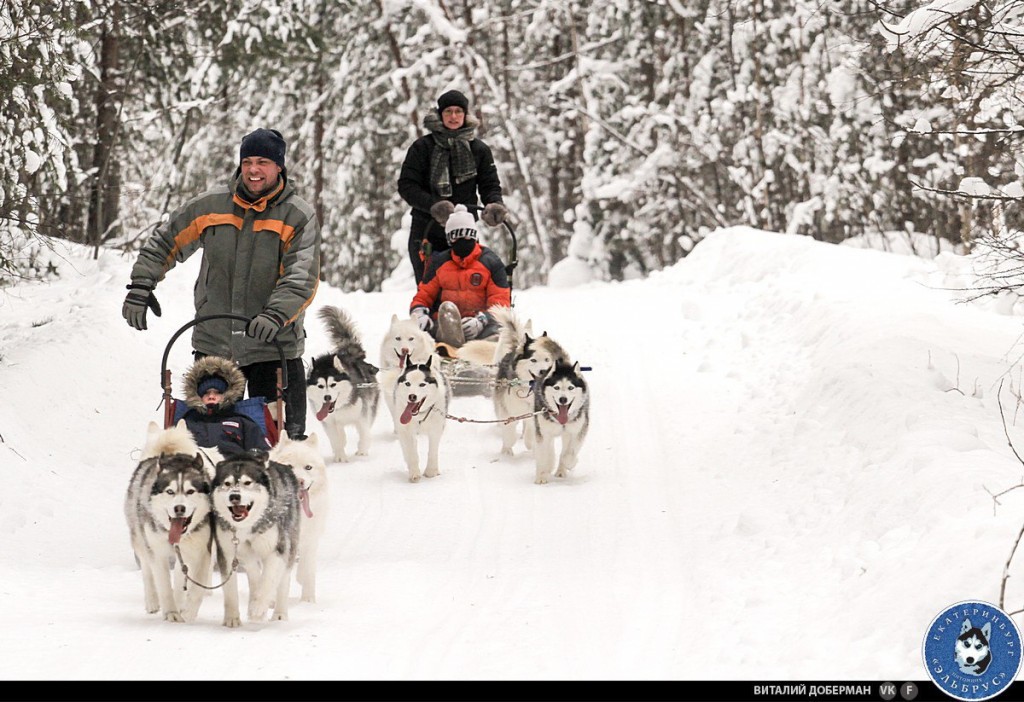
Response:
[[122, 283, 162, 331]]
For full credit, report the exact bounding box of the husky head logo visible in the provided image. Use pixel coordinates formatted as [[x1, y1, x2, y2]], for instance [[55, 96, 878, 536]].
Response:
[[956, 618, 993, 676]]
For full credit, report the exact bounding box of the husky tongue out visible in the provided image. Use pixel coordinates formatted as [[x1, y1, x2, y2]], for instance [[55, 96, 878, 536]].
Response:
[[299, 485, 314, 518], [168, 516, 189, 544], [556, 403, 572, 425], [400, 396, 425, 425], [229, 503, 250, 521], [315, 400, 336, 422]]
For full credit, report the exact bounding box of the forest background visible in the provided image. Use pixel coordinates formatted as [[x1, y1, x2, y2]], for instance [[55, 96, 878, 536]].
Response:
[[3, 0, 1022, 291]]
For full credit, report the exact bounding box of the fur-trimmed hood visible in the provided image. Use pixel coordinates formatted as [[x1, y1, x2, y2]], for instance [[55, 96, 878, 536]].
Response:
[[182, 355, 247, 412]]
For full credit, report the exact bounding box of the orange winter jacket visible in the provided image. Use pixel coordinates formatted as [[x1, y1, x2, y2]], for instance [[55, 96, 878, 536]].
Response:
[[410, 243, 511, 318]]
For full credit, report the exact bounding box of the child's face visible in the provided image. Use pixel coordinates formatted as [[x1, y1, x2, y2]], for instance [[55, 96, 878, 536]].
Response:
[[202, 388, 224, 405]]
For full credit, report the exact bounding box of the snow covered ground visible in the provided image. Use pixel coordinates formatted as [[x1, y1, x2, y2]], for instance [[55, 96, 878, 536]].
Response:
[[3, 226, 1024, 685]]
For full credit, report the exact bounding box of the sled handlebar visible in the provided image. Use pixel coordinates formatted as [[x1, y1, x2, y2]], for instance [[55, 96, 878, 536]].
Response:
[[159, 313, 289, 391]]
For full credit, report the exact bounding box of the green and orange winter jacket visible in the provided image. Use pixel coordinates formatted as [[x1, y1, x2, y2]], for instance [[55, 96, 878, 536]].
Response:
[[128, 175, 320, 366]]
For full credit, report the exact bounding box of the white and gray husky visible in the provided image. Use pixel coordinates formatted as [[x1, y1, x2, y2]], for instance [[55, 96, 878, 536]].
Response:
[[270, 432, 328, 604], [379, 314, 436, 433], [211, 451, 301, 627], [393, 354, 451, 482], [533, 359, 590, 485], [307, 305, 380, 462], [126, 421, 213, 622], [491, 306, 570, 455]]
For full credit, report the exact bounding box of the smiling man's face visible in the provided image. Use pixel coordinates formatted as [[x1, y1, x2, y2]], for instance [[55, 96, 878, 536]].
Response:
[[240, 156, 281, 195]]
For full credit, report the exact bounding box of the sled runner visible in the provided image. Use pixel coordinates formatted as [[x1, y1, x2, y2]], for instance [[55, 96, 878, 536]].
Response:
[[158, 313, 287, 446]]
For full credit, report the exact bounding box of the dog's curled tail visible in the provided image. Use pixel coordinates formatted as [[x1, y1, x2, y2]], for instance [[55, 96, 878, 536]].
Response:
[[318, 305, 365, 358], [490, 305, 529, 356]]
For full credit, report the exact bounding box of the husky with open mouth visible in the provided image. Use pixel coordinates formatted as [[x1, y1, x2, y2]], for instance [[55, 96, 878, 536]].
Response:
[[490, 305, 570, 456], [378, 314, 436, 434], [532, 359, 590, 485], [307, 305, 380, 461], [393, 354, 451, 482], [211, 451, 300, 627], [125, 432, 213, 623], [270, 432, 328, 603]]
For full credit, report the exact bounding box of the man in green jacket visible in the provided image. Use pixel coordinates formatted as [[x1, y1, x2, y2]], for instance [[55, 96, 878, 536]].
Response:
[[122, 128, 320, 441]]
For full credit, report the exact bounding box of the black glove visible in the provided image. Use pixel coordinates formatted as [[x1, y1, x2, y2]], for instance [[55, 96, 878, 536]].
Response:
[[411, 306, 433, 333], [481, 202, 509, 227], [122, 283, 161, 331], [247, 311, 285, 343], [430, 200, 456, 225]]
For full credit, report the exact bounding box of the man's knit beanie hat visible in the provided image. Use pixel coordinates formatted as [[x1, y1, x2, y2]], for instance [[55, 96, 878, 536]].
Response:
[[239, 128, 286, 170]]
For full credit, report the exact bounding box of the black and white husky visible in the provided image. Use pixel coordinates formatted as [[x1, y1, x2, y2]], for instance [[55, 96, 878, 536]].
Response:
[[379, 314, 436, 433], [532, 359, 590, 485], [393, 354, 451, 482], [211, 451, 301, 627], [491, 306, 569, 455], [956, 617, 993, 676], [307, 305, 380, 462], [270, 432, 328, 604], [125, 422, 213, 622]]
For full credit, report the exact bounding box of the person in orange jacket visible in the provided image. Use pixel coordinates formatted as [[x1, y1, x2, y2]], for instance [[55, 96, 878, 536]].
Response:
[[409, 204, 511, 347]]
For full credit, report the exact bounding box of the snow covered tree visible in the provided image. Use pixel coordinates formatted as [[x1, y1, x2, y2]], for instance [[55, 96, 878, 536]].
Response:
[[0, 0, 82, 281]]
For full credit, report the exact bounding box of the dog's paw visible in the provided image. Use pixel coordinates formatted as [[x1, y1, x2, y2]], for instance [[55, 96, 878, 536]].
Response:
[[534, 475, 549, 485], [301, 593, 316, 604], [356, 448, 369, 456], [408, 473, 421, 483], [424, 467, 439, 478], [335, 454, 350, 463], [248, 605, 268, 621], [223, 616, 242, 628], [271, 610, 289, 621], [164, 610, 185, 623], [500, 446, 514, 456], [555, 468, 569, 478]]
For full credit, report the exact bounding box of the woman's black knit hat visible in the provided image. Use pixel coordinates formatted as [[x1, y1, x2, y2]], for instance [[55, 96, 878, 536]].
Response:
[[437, 90, 469, 113]]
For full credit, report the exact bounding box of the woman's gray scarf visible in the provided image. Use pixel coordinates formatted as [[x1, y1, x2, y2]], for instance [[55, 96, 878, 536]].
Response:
[[425, 112, 477, 198]]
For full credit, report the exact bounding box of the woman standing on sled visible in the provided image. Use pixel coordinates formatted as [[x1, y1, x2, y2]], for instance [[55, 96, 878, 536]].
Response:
[[398, 89, 509, 283]]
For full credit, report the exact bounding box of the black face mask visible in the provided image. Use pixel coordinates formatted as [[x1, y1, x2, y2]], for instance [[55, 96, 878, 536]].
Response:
[[451, 238, 475, 258]]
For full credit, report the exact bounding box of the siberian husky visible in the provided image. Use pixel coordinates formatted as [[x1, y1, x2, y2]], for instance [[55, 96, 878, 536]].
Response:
[[125, 435, 213, 623], [211, 451, 301, 627], [532, 359, 590, 485], [379, 314, 435, 433], [491, 306, 569, 455], [270, 433, 328, 603], [956, 618, 993, 676], [393, 354, 451, 482], [307, 305, 380, 462]]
